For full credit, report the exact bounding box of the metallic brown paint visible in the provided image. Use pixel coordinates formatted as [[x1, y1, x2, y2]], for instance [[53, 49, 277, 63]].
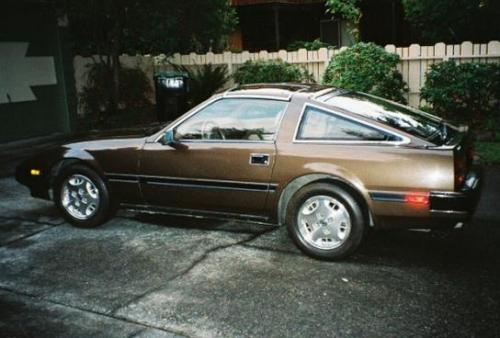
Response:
[[15, 84, 481, 228]]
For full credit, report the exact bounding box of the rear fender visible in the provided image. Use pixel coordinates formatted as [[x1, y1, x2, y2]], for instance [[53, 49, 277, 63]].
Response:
[[277, 173, 373, 226]]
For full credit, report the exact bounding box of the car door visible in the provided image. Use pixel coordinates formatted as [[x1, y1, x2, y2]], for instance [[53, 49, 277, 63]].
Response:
[[139, 97, 288, 218]]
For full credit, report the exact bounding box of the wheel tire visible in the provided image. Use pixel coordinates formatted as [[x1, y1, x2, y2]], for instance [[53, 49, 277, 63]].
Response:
[[54, 164, 111, 228], [286, 183, 367, 260]]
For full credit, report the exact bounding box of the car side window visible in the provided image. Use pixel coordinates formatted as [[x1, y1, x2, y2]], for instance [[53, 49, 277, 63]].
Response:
[[175, 98, 287, 141], [297, 106, 400, 142]]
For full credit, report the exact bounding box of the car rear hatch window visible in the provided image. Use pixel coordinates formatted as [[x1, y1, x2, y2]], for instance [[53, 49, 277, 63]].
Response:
[[318, 91, 453, 145]]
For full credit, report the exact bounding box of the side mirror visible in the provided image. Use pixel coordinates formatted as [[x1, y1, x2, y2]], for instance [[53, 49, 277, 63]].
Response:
[[161, 129, 187, 150], [163, 129, 176, 146]]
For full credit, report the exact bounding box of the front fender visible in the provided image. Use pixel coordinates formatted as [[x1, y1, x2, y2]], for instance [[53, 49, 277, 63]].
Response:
[[15, 146, 103, 200], [60, 147, 105, 176]]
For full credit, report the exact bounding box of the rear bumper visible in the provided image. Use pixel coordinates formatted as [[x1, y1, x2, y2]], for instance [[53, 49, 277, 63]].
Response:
[[429, 167, 482, 220], [373, 166, 482, 229]]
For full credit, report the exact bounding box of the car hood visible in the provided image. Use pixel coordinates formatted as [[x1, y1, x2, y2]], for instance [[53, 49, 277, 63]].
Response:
[[62, 135, 147, 152], [16, 136, 147, 185]]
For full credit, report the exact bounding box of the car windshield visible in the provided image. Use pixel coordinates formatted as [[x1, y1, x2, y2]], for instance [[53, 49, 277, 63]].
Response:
[[318, 91, 446, 143]]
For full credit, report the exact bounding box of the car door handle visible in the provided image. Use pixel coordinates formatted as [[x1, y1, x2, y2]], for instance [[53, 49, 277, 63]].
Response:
[[250, 153, 270, 166]]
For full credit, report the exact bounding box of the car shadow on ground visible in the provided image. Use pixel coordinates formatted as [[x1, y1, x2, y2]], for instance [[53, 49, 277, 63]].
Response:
[[121, 212, 275, 235], [355, 220, 500, 265], [121, 209, 500, 273]]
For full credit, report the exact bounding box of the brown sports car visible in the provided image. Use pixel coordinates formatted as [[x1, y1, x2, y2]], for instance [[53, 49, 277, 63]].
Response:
[[16, 84, 482, 259]]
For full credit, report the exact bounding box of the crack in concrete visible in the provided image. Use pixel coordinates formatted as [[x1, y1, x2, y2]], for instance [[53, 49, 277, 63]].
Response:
[[0, 286, 192, 338], [0, 215, 64, 227], [0, 226, 57, 247], [0, 210, 282, 335], [127, 327, 147, 338], [0, 216, 64, 247], [112, 226, 279, 315], [240, 243, 302, 256]]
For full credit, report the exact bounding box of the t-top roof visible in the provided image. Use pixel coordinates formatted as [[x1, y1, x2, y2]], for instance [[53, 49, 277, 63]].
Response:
[[224, 83, 333, 101]]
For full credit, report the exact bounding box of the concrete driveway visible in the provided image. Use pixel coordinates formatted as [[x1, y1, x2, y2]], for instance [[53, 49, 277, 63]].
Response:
[[1, 166, 500, 338]]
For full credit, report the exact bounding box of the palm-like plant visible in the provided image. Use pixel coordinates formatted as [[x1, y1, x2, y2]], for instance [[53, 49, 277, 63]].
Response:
[[173, 63, 230, 108]]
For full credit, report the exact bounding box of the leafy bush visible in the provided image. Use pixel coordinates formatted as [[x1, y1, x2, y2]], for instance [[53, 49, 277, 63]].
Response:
[[323, 42, 408, 103], [79, 63, 152, 119], [287, 39, 333, 51], [325, 0, 360, 23], [233, 59, 313, 84], [421, 61, 500, 129], [476, 141, 500, 164], [325, 0, 361, 40], [173, 64, 230, 107]]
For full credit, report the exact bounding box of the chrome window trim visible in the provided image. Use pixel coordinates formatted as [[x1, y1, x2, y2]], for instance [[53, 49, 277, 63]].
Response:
[[155, 96, 289, 144], [292, 103, 412, 146], [179, 139, 275, 144]]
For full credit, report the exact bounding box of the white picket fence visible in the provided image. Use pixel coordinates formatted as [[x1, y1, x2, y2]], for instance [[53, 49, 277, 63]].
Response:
[[73, 40, 500, 111]]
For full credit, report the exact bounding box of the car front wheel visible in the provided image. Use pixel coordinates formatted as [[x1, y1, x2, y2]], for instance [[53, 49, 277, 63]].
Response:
[[287, 183, 367, 260], [54, 164, 111, 228]]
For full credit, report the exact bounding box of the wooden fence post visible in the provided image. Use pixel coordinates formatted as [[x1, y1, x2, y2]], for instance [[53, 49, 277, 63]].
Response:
[[488, 41, 500, 63]]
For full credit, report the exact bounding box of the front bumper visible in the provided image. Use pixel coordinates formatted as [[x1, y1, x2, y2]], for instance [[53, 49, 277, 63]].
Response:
[[15, 161, 52, 200], [429, 167, 482, 220]]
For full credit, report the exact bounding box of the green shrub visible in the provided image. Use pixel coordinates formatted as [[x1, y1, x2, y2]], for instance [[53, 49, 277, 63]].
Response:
[[287, 39, 333, 51], [80, 63, 152, 118], [233, 59, 313, 84], [323, 42, 408, 103], [325, 0, 360, 22], [476, 141, 500, 164], [325, 0, 361, 40], [421, 61, 500, 129], [173, 64, 230, 107]]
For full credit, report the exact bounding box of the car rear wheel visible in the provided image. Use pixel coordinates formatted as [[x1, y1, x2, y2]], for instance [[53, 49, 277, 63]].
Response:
[[287, 183, 367, 260], [54, 164, 111, 228]]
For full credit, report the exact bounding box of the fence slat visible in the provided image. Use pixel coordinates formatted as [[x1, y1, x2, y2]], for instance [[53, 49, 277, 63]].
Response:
[[408, 44, 421, 107]]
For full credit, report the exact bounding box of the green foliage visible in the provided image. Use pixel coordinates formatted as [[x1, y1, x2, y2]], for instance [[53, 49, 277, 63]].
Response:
[[79, 63, 152, 121], [62, 0, 238, 56], [63, 0, 237, 116], [402, 0, 499, 42], [233, 60, 313, 85], [323, 42, 408, 103], [324, 0, 360, 40], [287, 39, 334, 51], [476, 141, 500, 164], [173, 64, 230, 107], [325, 0, 360, 23], [421, 61, 500, 129]]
